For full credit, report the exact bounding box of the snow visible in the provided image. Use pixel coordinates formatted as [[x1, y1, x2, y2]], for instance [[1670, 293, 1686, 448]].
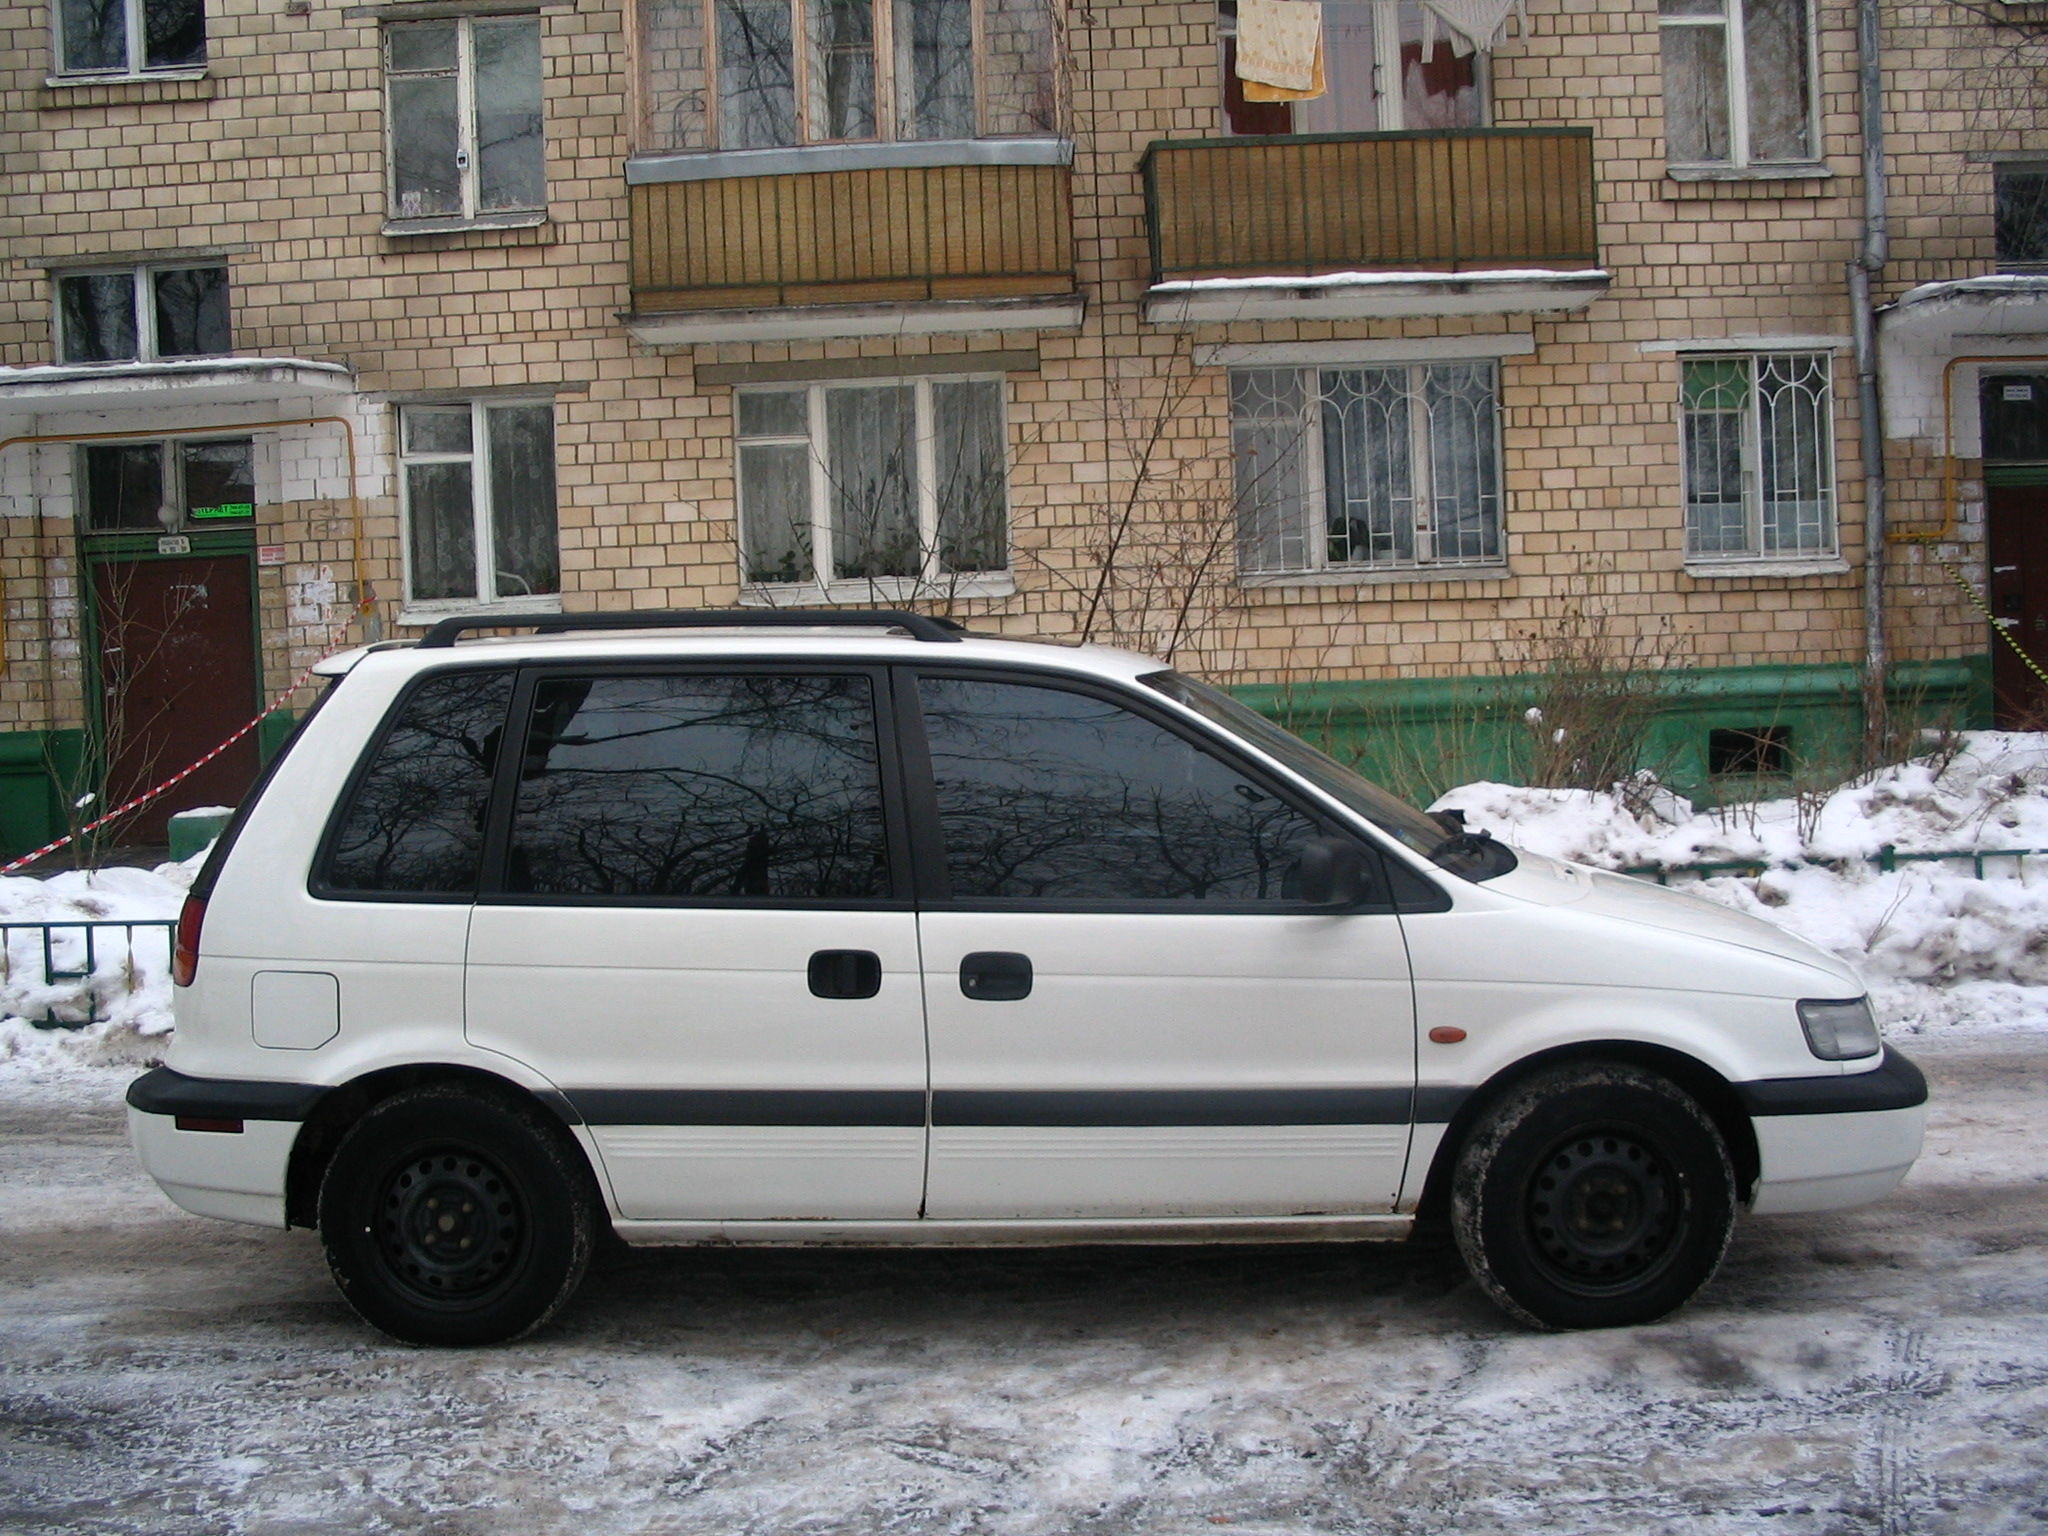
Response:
[[0, 854, 200, 1085], [1431, 731, 2048, 1040], [1147, 268, 1611, 293]]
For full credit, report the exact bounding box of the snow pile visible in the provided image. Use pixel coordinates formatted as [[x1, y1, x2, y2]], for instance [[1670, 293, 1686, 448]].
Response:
[[1434, 731, 2048, 1037], [1435, 732, 2048, 869], [0, 858, 199, 1081]]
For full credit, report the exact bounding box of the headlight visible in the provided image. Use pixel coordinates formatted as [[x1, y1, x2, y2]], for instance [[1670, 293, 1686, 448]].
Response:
[[1798, 997, 1881, 1061]]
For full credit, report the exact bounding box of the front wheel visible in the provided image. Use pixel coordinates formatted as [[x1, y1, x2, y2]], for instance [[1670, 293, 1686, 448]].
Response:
[[1451, 1063, 1736, 1330], [317, 1086, 597, 1346]]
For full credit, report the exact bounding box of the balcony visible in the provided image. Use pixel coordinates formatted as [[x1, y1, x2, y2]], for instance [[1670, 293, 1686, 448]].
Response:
[[1139, 128, 1606, 325], [625, 148, 1082, 345]]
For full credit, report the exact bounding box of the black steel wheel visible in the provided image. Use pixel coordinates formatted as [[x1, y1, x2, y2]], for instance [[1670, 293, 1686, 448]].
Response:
[[318, 1086, 597, 1346], [1451, 1063, 1736, 1330]]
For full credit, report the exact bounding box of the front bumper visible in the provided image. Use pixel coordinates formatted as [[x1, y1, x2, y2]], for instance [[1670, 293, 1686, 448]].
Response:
[[126, 1066, 324, 1229], [1742, 1046, 1928, 1214]]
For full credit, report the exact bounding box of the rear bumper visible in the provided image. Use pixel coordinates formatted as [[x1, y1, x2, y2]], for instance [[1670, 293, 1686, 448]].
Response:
[[1744, 1047, 1928, 1215], [126, 1066, 316, 1229]]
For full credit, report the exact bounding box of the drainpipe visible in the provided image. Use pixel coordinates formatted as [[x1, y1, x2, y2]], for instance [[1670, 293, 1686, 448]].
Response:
[[1851, 0, 1889, 744]]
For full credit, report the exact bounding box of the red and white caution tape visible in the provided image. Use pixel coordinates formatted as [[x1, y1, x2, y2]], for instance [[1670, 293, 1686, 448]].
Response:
[[1, 611, 367, 877]]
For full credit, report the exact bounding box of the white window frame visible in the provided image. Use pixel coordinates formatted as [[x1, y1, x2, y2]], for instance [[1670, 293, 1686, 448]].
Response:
[[397, 399, 564, 621], [1216, 0, 1489, 135], [52, 261, 230, 364], [1657, 0, 1819, 173], [735, 375, 1014, 605], [1678, 350, 1840, 570], [51, 0, 206, 79], [1231, 359, 1506, 584], [384, 13, 547, 225]]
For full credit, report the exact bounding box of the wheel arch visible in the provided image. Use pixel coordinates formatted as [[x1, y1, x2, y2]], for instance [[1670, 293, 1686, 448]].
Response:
[[285, 1064, 592, 1229], [1413, 1040, 1761, 1228]]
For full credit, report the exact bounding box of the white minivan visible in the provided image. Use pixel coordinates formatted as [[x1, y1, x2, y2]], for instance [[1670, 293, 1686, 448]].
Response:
[[129, 611, 1927, 1345]]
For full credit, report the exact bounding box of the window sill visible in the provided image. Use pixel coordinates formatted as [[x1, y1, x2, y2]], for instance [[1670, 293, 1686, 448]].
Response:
[[1683, 556, 1848, 579], [1240, 564, 1512, 590], [383, 211, 549, 238], [738, 573, 1017, 606], [40, 71, 214, 108], [1663, 163, 1833, 199], [396, 595, 564, 627]]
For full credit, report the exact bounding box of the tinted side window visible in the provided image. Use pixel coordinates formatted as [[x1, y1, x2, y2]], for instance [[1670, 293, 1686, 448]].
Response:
[[918, 676, 1323, 902], [505, 672, 890, 900], [322, 669, 513, 895]]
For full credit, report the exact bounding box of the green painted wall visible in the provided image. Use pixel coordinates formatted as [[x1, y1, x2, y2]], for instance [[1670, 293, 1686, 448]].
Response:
[[1231, 656, 1992, 809]]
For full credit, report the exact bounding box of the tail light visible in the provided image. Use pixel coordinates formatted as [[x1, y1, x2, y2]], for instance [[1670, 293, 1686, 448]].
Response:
[[173, 894, 206, 988]]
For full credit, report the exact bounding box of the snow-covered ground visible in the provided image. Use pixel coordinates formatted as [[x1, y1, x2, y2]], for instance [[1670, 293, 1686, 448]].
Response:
[[2, 735, 2046, 1533]]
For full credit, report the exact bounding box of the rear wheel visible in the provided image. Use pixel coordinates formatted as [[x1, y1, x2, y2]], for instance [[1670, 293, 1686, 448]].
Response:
[[1451, 1063, 1736, 1330], [317, 1086, 596, 1346]]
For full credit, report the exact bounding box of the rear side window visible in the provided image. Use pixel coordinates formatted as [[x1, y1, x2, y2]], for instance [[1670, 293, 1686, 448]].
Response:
[[917, 675, 1325, 903], [320, 669, 513, 896], [503, 672, 890, 900]]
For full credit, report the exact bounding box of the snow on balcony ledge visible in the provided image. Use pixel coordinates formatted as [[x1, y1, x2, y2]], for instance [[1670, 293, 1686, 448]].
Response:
[[1142, 268, 1611, 325]]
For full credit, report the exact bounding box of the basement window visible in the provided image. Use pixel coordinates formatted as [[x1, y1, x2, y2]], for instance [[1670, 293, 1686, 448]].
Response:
[[1708, 725, 1791, 777]]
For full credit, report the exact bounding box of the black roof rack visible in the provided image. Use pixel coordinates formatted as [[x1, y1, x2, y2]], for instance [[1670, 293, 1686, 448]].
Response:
[[415, 609, 969, 649]]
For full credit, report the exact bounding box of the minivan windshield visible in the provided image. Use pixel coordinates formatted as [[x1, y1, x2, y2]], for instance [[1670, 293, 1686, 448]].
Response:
[[1141, 670, 1518, 882]]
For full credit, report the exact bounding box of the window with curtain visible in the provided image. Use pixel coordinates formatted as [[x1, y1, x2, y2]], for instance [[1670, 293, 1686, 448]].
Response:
[[1231, 362, 1502, 578], [639, 0, 1057, 152], [400, 401, 561, 608], [737, 377, 1007, 594], [1680, 353, 1836, 561], [1658, 0, 1813, 170]]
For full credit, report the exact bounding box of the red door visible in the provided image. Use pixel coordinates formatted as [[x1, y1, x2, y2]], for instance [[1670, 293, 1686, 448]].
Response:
[[1987, 485, 2048, 727], [89, 555, 262, 845]]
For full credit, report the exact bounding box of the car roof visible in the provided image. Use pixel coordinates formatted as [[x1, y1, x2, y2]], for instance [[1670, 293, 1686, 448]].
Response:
[[338, 621, 1171, 688]]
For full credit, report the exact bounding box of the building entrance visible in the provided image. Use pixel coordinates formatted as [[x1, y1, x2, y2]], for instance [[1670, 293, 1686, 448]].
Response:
[[1979, 375, 2048, 726]]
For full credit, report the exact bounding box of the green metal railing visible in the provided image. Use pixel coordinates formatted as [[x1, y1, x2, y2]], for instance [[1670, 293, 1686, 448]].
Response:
[[1619, 846, 2048, 885], [0, 919, 176, 1029]]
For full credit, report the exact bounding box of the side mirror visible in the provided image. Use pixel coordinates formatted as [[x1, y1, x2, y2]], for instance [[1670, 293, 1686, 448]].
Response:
[[1297, 836, 1374, 909]]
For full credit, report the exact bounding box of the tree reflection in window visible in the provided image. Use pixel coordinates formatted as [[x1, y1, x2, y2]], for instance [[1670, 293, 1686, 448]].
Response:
[[323, 670, 514, 895], [919, 677, 1322, 901], [507, 673, 890, 899]]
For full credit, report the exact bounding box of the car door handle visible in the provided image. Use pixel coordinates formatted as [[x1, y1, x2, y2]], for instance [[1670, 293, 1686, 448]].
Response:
[[808, 950, 882, 1000], [960, 952, 1032, 1001]]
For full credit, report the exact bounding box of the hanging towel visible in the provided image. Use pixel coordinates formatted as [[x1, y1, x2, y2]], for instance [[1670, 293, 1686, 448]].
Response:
[[1237, 0, 1325, 96]]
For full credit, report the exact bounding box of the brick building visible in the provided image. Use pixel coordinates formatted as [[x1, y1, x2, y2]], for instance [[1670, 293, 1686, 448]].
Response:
[[0, 0, 2041, 854]]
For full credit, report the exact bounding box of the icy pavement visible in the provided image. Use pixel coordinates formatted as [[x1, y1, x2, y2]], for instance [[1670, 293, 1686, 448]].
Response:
[[3, 1034, 2046, 1535]]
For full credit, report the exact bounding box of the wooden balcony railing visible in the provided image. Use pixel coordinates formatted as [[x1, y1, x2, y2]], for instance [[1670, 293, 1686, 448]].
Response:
[[1140, 128, 1599, 285], [629, 161, 1076, 314]]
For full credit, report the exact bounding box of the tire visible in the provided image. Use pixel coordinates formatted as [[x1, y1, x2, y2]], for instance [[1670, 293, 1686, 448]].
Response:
[[317, 1086, 597, 1347], [1450, 1063, 1736, 1330]]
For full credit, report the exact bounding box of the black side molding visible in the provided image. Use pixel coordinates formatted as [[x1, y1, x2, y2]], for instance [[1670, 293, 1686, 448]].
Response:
[[1735, 1046, 1928, 1118], [126, 1066, 330, 1123]]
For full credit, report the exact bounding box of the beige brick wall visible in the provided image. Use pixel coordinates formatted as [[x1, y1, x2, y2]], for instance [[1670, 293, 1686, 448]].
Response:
[[0, 0, 2031, 746]]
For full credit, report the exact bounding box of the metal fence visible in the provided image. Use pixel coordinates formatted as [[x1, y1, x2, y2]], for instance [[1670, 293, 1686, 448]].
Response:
[[1619, 845, 2048, 885], [0, 919, 177, 1029]]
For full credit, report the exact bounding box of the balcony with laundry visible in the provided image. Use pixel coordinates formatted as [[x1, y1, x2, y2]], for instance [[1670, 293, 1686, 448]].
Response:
[[624, 0, 1079, 345], [1141, 0, 1605, 325]]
